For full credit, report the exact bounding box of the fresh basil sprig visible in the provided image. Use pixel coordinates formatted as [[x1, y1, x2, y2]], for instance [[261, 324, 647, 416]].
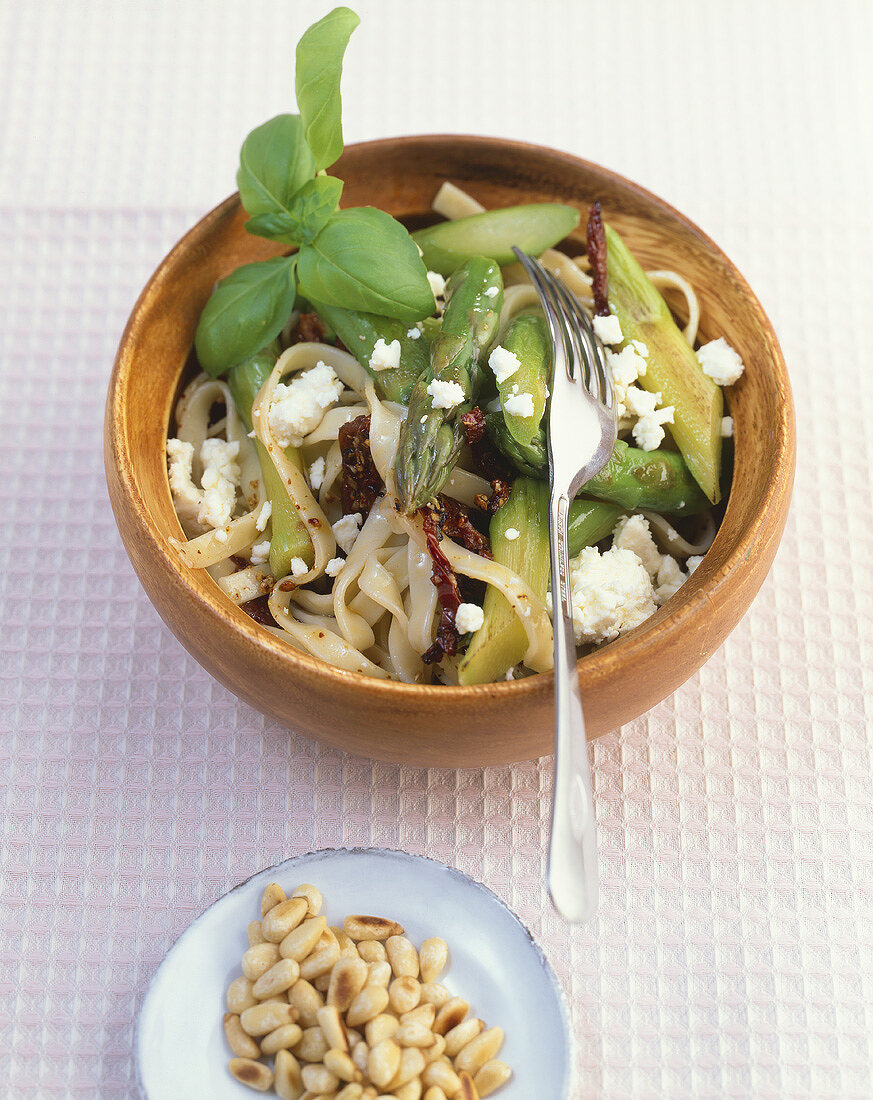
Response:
[[195, 5, 435, 376], [295, 6, 360, 171], [236, 114, 316, 218], [297, 208, 436, 322], [245, 176, 344, 246], [195, 257, 297, 377]]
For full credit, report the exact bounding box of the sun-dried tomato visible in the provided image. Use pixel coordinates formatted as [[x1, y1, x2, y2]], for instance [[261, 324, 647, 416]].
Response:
[[292, 312, 327, 344], [439, 495, 492, 558], [587, 201, 609, 317], [461, 406, 486, 444], [420, 504, 462, 663], [338, 415, 384, 517], [241, 596, 274, 626]]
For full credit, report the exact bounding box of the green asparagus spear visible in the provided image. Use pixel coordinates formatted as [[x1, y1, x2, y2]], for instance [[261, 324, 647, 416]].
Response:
[[605, 224, 723, 503], [492, 310, 550, 446], [394, 257, 503, 512], [458, 482, 621, 685], [485, 417, 708, 516], [228, 351, 314, 579], [412, 204, 580, 277], [309, 300, 430, 404]]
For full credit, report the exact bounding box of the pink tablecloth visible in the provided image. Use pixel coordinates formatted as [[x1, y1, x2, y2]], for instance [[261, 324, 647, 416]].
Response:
[[1, 2, 872, 1097]]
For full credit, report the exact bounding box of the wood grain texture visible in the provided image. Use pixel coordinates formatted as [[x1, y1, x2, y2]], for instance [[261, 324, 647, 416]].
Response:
[[104, 136, 794, 766]]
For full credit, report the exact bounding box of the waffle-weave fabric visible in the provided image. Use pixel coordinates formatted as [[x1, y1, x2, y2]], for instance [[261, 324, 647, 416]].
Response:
[[1, 2, 871, 1097]]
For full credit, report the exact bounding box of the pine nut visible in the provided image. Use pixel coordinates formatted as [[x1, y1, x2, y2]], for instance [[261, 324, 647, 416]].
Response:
[[292, 883, 323, 916], [242, 942, 281, 981], [395, 1081, 424, 1100], [423, 1088, 448, 1100], [388, 1046, 426, 1090], [351, 1039, 370, 1073], [261, 883, 287, 918], [443, 1018, 483, 1058], [422, 1035, 446, 1064], [274, 1049, 304, 1100], [328, 956, 370, 1012], [240, 1001, 298, 1037], [224, 1013, 261, 1059], [331, 926, 360, 958], [301, 1063, 340, 1093], [336, 1085, 365, 1100], [433, 998, 469, 1036], [229, 1057, 274, 1091], [314, 971, 332, 993], [317, 1004, 350, 1053], [253, 958, 301, 1000], [325, 1048, 363, 1083], [293, 1025, 329, 1063], [386, 936, 419, 979], [418, 939, 448, 984], [299, 939, 341, 982], [289, 979, 325, 1027], [421, 1061, 461, 1095], [260, 1023, 304, 1056], [454, 1028, 503, 1077], [357, 940, 388, 963], [263, 898, 310, 943], [388, 977, 421, 1015], [346, 984, 390, 1027], [367, 961, 393, 989], [281, 917, 328, 962], [248, 920, 267, 947], [365, 1014, 399, 1047], [227, 976, 258, 1014], [396, 1019, 435, 1049], [344, 915, 405, 942], [472, 1060, 511, 1097], [400, 1005, 435, 1028], [457, 1071, 479, 1100], [368, 1038, 402, 1088], [419, 984, 451, 1010]]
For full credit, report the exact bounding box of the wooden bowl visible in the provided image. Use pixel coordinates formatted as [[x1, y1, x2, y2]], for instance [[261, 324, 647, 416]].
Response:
[[105, 135, 794, 766]]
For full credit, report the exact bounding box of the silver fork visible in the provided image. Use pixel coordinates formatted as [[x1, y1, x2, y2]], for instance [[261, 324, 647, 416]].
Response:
[[513, 248, 618, 923]]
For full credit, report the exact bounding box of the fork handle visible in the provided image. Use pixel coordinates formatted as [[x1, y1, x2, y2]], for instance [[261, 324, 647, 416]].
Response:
[[547, 490, 599, 922]]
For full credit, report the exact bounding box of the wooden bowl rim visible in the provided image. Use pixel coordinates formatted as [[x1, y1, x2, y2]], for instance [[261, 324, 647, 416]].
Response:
[[107, 133, 794, 701]]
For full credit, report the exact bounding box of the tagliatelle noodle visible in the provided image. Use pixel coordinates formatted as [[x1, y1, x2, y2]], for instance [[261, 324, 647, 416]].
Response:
[[643, 510, 716, 558], [645, 270, 701, 346]]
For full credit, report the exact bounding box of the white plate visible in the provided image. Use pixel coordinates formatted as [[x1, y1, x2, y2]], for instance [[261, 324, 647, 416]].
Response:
[[136, 847, 572, 1099]]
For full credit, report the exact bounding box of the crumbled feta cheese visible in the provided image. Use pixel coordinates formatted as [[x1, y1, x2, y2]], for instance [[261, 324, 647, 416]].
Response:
[[325, 556, 345, 578], [198, 438, 240, 528], [686, 555, 704, 574], [721, 415, 734, 438], [568, 545, 657, 644], [624, 386, 661, 418], [426, 379, 465, 410], [332, 512, 363, 554], [503, 392, 535, 418], [488, 345, 521, 384], [215, 529, 228, 543], [255, 500, 272, 532], [655, 554, 685, 604], [697, 337, 745, 386], [613, 514, 662, 578], [427, 271, 446, 299], [455, 602, 485, 634], [505, 668, 515, 681], [484, 285, 499, 299], [605, 343, 648, 419], [308, 456, 326, 492], [250, 539, 271, 566], [632, 405, 675, 451], [289, 557, 308, 578], [631, 340, 649, 358], [369, 337, 401, 372], [406, 327, 422, 340], [166, 438, 201, 526], [504, 527, 520, 541], [267, 362, 343, 447], [593, 313, 623, 345]]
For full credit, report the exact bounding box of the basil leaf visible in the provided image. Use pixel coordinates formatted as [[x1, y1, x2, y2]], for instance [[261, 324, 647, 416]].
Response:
[[297, 207, 436, 323], [245, 176, 344, 246], [236, 114, 316, 218], [195, 257, 297, 377], [295, 6, 359, 171]]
